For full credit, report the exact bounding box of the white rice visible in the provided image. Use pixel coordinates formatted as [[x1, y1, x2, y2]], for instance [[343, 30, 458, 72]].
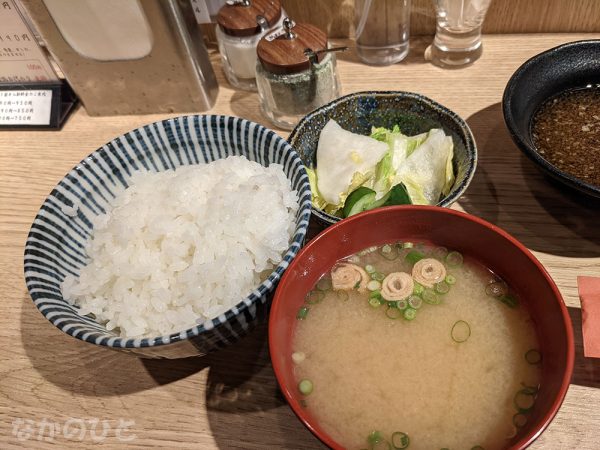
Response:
[[61, 156, 299, 338]]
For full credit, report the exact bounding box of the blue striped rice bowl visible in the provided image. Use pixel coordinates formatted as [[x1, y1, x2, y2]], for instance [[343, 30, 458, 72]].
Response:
[[24, 115, 312, 358]]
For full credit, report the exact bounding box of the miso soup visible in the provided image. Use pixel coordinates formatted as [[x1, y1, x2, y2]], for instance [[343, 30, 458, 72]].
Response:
[[292, 242, 541, 450]]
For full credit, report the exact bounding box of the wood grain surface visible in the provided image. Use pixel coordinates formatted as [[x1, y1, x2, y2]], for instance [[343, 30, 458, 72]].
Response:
[[201, 0, 600, 40], [1, 33, 600, 449]]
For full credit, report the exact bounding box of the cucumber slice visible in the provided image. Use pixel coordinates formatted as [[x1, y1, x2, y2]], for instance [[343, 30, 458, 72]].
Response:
[[343, 187, 376, 217]]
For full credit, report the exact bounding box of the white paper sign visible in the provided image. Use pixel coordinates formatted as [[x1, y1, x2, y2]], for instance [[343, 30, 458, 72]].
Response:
[[0, 0, 58, 82], [0, 90, 52, 125]]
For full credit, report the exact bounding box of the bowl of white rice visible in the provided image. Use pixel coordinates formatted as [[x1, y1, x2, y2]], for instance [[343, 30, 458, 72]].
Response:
[[24, 115, 311, 358]]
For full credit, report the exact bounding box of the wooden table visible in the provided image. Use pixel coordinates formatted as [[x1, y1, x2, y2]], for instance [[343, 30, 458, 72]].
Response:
[[1, 34, 599, 449]]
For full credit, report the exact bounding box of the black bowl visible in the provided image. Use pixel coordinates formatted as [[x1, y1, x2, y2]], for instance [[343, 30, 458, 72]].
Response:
[[503, 40, 600, 198]]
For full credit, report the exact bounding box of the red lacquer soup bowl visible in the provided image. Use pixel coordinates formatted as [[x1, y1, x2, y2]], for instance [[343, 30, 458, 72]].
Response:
[[269, 206, 574, 449]]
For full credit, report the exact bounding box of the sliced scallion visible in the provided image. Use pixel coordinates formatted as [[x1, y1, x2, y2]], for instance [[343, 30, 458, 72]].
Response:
[[391, 431, 410, 449], [422, 288, 440, 305], [451, 320, 471, 343], [408, 295, 423, 310], [396, 299, 408, 310], [445, 274, 456, 285], [403, 242, 414, 249], [369, 297, 382, 308], [432, 246, 448, 260], [297, 306, 309, 320], [365, 264, 376, 274], [435, 281, 450, 294], [368, 431, 384, 446], [514, 388, 536, 412], [298, 379, 313, 395], [336, 290, 349, 302], [413, 282, 425, 296], [500, 294, 519, 308], [446, 251, 463, 267], [403, 307, 417, 321], [316, 277, 332, 291], [306, 290, 325, 304], [513, 413, 527, 428], [525, 349, 542, 365], [379, 244, 400, 260], [292, 352, 305, 364], [386, 305, 402, 319], [372, 272, 385, 281], [370, 290, 383, 300], [485, 281, 508, 298], [368, 280, 382, 291], [405, 250, 425, 265], [471, 446, 485, 450]]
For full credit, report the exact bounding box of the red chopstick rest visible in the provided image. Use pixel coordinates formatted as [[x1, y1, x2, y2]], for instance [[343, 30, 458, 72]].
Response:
[[579, 275, 600, 358]]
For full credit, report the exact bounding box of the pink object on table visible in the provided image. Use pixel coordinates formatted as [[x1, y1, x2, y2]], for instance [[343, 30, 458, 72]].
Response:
[[579, 276, 600, 358]]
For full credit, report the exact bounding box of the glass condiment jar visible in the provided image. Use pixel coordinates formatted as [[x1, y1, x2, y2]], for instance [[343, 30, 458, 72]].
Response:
[[256, 19, 341, 130], [216, 0, 284, 91]]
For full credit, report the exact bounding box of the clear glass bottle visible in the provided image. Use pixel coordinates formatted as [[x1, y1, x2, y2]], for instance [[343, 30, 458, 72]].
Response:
[[255, 19, 341, 130], [216, 0, 284, 91], [354, 0, 411, 65]]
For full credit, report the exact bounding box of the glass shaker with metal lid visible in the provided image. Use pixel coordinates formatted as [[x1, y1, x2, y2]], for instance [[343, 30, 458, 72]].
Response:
[[256, 19, 341, 130], [216, 0, 284, 91]]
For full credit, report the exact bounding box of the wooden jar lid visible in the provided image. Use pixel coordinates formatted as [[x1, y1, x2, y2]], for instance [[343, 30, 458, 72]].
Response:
[[217, 0, 282, 37], [257, 22, 328, 75]]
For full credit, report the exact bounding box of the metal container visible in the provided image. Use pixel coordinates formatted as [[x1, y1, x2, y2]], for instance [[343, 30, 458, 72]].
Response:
[[21, 0, 218, 116]]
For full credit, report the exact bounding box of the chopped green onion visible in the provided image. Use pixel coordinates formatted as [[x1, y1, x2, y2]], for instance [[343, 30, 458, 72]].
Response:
[[316, 277, 332, 291], [405, 250, 425, 265], [372, 272, 385, 281], [365, 264, 376, 274], [369, 297, 382, 308], [422, 288, 440, 305], [386, 305, 402, 319], [514, 388, 536, 412], [446, 251, 463, 267], [403, 242, 414, 249], [354, 281, 361, 289], [408, 295, 423, 310], [336, 290, 349, 302], [368, 431, 384, 446], [500, 294, 519, 308], [292, 352, 305, 363], [305, 290, 325, 304], [297, 306, 309, 320], [471, 447, 484, 450], [391, 431, 410, 449], [451, 320, 471, 343], [445, 274, 456, 285], [432, 246, 448, 260], [379, 244, 400, 260], [298, 379, 313, 395], [435, 281, 450, 294], [403, 307, 417, 321], [485, 281, 508, 297], [370, 290, 383, 300], [373, 441, 392, 450], [368, 280, 382, 291], [513, 413, 528, 428], [412, 282, 424, 296], [396, 299, 408, 310], [525, 349, 542, 365]]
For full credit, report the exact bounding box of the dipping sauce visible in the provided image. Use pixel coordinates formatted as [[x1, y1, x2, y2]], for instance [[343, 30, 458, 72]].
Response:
[[292, 242, 541, 450], [532, 87, 600, 186]]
